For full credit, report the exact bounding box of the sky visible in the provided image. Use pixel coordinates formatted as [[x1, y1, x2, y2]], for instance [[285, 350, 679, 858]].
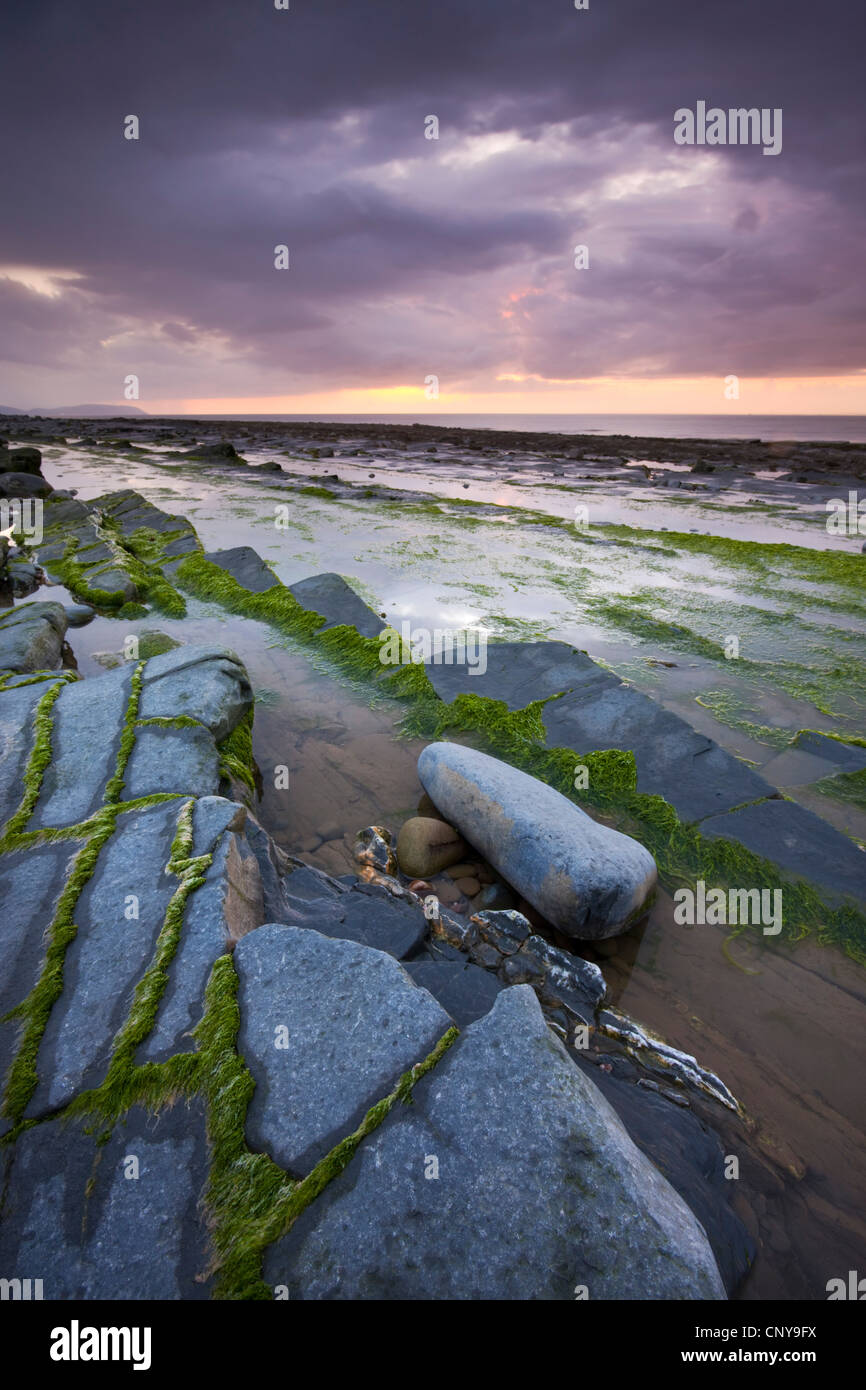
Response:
[[1, 0, 864, 416]]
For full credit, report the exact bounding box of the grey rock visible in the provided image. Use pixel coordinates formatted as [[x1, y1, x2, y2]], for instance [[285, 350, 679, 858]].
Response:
[[542, 683, 776, 824], [186, 441, 244, 462], [0, 601, 68, 673], [81, 564, 139, 601], [404, 959, 503, 1026], [792, 730, 866, 774], [27, 799, 184, 1116], [141, 799, 263, 1062], [31, 664, 133, 829], [123, 723, 221, 800], [700, 799, 866, 907], [420, 640, 776, 824], [137, 644, 253, 741], [75, 539, 115, 566], [418, 742, 657, 939], [42, 496, 90, 526], [288, 572, 384, 640], [8, 560, 40, 596], [203, 545, 279, 593], [96, 491, 192, 539], [0, 472, 53, 497], [64, 603, 95, 627], [264, 985, 726, 1300], [0, 678, 66, 828], [584, 1062, 755, 1294], [515, 934, 606, 1021], [0, 1100, 212, 1299], [282, 860, 348, 902], [0, 841, 81, 1124], [284, 885, 430, 960], [162, 532, 200, 558], [0, 446, 42, 475], [424, 639, 615, 709], [471, 907, 530, 954], [233, 923, 452, 1175]]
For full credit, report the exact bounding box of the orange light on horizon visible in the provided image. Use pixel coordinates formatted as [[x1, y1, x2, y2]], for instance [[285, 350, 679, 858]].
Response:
[[139, 373, 866, 417]]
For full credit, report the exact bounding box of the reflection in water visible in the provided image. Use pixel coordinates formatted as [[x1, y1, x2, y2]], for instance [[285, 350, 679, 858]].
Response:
[[28, 442, 866, 1300]]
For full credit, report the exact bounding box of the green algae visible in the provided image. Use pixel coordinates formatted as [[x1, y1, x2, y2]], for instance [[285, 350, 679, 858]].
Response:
[[174, 551, 866, 960], [103, 663, 144, 805], [400, 690, 866, 963], [192, 957, 458, 1301], [0, 680, 64, 845], [1, 814, 117, 1128], [814, 768, 866, 814], [300, 485, 337, 500], [217, 709, 257, 794], [37, 510, 188, 619], [695, 691, 793, 749]]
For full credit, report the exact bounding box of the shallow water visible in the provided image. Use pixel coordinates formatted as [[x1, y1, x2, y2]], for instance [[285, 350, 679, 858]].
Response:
[[27, 439, 866, 1299]]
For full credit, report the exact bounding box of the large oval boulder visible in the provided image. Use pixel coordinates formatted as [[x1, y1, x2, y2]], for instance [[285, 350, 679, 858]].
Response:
[[417, 742, 656, 939]]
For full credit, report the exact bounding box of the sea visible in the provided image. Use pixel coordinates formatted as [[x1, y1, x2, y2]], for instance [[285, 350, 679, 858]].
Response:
[[180, 413, 866, 443]]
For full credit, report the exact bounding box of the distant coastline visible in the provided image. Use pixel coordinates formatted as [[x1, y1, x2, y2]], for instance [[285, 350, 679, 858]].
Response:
[[2, 408, 866, 443]]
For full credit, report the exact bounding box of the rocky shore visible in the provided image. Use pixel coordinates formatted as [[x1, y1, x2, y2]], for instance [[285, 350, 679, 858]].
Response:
[[5, 411, 866, 482], [1, 421, 864, 1300]]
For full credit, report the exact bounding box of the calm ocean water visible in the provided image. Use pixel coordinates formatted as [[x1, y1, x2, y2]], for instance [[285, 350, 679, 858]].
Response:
[[185, 413, 866, 443]]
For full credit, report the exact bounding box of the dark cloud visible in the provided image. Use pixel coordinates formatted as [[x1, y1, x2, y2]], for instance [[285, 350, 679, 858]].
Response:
[[0, 0, 863, 403]]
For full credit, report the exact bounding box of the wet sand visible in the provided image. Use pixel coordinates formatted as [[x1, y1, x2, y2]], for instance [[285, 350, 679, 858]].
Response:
[[13, 417, 866, 1300]]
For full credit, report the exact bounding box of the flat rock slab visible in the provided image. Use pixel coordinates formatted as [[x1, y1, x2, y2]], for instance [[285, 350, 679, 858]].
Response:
[[542, 683, 776, 824], [586, 1061, 755, 1295], [0, 601, 67, 673], [0, 1100, 212, 1299], [27, 799, 184, 1118], [420, 639, 775, 823], [281, 862, 348, 901], [141, 799, 263, 1063], [282, 885, 429, 960], [288, 572, 384, 640], [0, 678, 66, 828], [80, 564, 138, 601], [31, 665, 133, 829], [162, 533, 200, 558], [264, 986, 725, 1300], [405, 959, 504, 1027], [96, 490, 194, 538], [124, 723, 220, 800], [137, 645, 253, 742], [424, 639, 617, 709], [203, 545, 280, 592], [41, 496, 90, 527], [700, 799, 866, 907], [793, 731, 866, 774], [418, 741, 657, 940], [0, 840, 81, 1130], [233, 923, 452, 1176]]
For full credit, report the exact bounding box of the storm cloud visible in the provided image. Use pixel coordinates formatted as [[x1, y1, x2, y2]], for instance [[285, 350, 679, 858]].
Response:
[[1, 0, 864, 405]]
